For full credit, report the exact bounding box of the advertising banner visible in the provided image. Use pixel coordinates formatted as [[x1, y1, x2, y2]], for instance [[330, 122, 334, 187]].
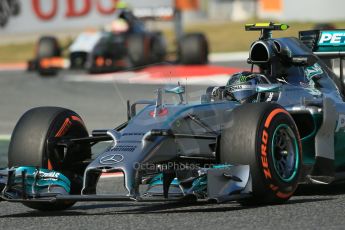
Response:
[[0, 0, 173, 35]]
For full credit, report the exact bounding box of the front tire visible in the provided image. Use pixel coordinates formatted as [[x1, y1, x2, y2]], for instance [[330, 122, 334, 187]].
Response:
[[220, 103, 302, 204], [8, 107, 91, 211]]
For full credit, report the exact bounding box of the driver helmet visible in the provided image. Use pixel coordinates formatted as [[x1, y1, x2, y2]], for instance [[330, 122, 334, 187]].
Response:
[[226, 71, 264, 103]]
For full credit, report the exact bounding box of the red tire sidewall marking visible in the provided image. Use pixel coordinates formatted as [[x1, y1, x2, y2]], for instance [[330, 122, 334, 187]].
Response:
[[260, 108, 301, 199], [55, 118, 72, 137]]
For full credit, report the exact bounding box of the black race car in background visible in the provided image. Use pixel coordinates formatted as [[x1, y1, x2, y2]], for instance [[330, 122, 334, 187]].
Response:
[[27, 9, 209, 76]]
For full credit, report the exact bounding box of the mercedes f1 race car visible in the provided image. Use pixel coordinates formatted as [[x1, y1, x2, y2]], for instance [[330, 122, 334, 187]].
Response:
[[3, 23, 345, 211], [27, 9, 208, 76]]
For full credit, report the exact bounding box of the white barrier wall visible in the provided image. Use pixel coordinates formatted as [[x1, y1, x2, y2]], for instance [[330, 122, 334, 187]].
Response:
[[0, 0, 173, 35], [258, 0, 345, 22]]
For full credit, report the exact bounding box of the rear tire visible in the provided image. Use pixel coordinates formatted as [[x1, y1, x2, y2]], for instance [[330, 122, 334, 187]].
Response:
[[10, 0, 20, 16], [127, 34, 150, 67], [0, 3, 9, 27], [36, 36, 61, 77], [220, 103, 302, 205], [149, 32, 167, 64], [178, 33, 208, 65], [8, 107, 91, 211], [127, 33, 167, 67], [37, 67, 59, 77], [37, 36, 61, 59]]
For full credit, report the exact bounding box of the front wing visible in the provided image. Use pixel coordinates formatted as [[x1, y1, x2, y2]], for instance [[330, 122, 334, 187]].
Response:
[[0, 165, 252, 204]]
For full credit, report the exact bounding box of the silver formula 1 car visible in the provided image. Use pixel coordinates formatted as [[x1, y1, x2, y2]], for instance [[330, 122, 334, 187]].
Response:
[[2, 23, 345, 211]]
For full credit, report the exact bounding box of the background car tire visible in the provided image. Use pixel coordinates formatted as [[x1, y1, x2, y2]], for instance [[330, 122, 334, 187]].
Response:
[[9, 0, 20, 16], [37, 36, 61, 59], [127, 34, 151, 67], [149, 32, 167, 64], [0, 3, 10, 27], [27, 59, 38, 72], [220, 103, 302, 205], [37, 67, 59, 77], [8, 107, 91, 211], [70, 52, 87, 69], [35, 36, 61, 77], [178, 33, 209, 65]]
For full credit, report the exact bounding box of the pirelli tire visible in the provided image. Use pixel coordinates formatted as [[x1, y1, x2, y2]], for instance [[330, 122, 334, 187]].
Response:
[[178, 33, 209, 65], [8, 107, 91, 211], [220, 103, 302, 205]]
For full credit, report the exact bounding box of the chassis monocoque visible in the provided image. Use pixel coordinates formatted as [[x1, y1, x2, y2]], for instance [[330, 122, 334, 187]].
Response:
[[2, 23, 345, 211]]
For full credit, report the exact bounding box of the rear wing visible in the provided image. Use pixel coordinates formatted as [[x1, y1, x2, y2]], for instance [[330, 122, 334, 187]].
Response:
[[117, 0, 200, 21], [132, 7, 174, 21], [299, 30, 345, 58]]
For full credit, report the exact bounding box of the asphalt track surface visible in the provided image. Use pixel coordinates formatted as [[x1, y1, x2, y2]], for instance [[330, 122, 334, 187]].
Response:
[[1, 64, 345, 229]]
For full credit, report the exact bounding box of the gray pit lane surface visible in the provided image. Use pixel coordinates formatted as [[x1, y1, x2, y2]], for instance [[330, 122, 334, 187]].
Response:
[[1, 68, 345, 229]]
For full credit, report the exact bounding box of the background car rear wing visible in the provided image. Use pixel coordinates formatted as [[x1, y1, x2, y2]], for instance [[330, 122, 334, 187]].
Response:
[[117, 0, 199, 21]]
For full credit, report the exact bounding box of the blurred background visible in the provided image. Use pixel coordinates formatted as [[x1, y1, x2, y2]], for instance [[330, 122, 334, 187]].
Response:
[[1, 0, 345, 63], [0, 0, 345, 167]]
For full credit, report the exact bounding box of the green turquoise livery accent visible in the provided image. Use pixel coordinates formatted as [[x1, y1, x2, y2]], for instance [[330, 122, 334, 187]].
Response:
[[298, 113, 345, 168], [334, 127, 345, 168], [147, 165, 234, 195], [300, 113, 321, 165], [256, 84, 281, 93], [316, 31, 345, 52], [11, 167, 71, 194], [149, 174, 180, 187], [165, 85, 185, 94], [305, 63, 323, 80], [318, 31, 345, 46]]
